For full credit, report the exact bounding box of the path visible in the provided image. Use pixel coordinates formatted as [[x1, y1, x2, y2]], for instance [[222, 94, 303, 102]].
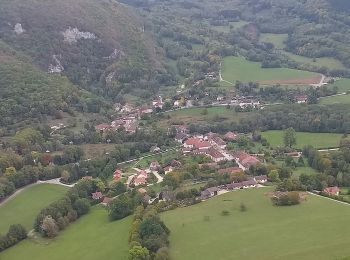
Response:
[[308, 192, 350, 206], [219, 62, 234, 85], [151, 171, 164, 184], [318, 92, 347, 100], [0, 178, 74, 208]]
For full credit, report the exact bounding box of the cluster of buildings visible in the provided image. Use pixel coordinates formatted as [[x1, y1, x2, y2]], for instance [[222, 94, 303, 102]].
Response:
[[200, 175, 267, 200]]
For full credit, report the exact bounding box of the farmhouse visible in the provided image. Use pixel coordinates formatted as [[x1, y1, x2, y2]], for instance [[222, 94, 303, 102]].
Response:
[[295, 95, 308, 104], [241, 179, 257, 188], [226, 182, 243, 190], [237, 152, 260, 168], [134, 170, 148, 186], [323, 186, 340, 196], [224, 131, 239, 141], [184, 138, 211, 150], [200, 187, 219, 200], [91, 191, 103, 200], [208, 135, 227, 149], [254, 175, 267, 183]]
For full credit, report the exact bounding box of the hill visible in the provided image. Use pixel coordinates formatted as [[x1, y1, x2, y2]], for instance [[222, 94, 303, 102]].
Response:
[[0, 0, 172, 102]]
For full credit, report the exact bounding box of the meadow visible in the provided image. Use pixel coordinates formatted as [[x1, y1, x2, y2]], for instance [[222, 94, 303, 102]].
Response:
[[261, 130, 343, 149], [329, 78, 350, 93], [162, 188, 350, 260], [162, 106, 251, 126], [319, 94, 350, 105], [221, 56, 320, 85], [260, 33, 288, 49], [0, 184, 68, 234], [1, 207, 131, 260]]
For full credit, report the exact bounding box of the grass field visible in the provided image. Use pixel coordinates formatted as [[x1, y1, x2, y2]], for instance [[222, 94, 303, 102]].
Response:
[[0, 184, 68, 234], [319, 94, 350, 105], [79, 143, 116, 159], [221, 56, 320, 85], [1, 207, 130, 260], [162, 188, 350, 260], [329, 78, 350, 93], [261, 130, 342, 149], [292, 166, 319, 179], [162, 107, 251, 126], [260, 33, 288, 49]]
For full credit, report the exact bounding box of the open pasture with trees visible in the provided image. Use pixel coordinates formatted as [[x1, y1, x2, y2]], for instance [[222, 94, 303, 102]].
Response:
[[0, 184, 68, 234], [261, 130, 343, 149], [221, 56, 321, 85], [1, 207, 131, 260], [161, 188, 350, 260]]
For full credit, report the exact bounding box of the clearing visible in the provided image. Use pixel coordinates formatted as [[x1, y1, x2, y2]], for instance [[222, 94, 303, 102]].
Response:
[[0, 184, 68, 234], [221, 56, 320, 86], [1, 207, 130, 260], [261, 130, 342, 149], [162, 188, 350, 260], [319, 94, 350, 105]]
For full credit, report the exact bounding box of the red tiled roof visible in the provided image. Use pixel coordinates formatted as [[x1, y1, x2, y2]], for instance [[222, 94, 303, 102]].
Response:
[[224, 131, 239, 140], [208, 148, 225, 159], [185, 138, 211, 149], [323, 187, 340, 196]]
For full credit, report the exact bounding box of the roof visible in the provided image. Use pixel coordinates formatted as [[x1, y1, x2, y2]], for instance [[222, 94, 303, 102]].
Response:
[[238, 152, 260, 167], [208, 148, 225, 159], [207, 187, 219, 193], [184, 138, 211, 149], [211, 136, 226, 146], [227, 182, 243, 189], [175, 132, 188, 141], [224, 131, 239, 140], [92, 191, 103, 199], [323, 186, 340, 195], [241, 179, 257, 186], [255, 175, 267, 181]]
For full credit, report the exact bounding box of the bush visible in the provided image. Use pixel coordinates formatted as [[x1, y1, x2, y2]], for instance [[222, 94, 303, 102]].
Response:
[[272, 192, 300, 206]]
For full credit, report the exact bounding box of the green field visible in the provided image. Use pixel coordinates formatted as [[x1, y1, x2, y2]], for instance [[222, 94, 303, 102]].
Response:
[[1, 207, 130, 260], [329, 78, 350, 93], [0, 184, 68, 234], [162, 188, 350, 260], [163, 106, 251, 126], [260, 33, 288, 49], [320, 94, 350, 105], [292, 166, 319, 179], [221, 56, 319, 84], [262, 130, 342, 149]]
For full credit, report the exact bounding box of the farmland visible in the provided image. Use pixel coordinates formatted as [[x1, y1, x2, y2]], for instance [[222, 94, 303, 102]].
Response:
[[0, 184, 68, 234], [221, 56, 320, 85], [261, 130, 343, 149], [1, 207, 131, 260], [162, 188, 350, 260]]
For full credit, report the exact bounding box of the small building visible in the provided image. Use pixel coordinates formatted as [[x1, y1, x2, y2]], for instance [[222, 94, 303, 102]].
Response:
[[237, 152, 260, 169], [295, 95, 308, 104], [134, 176, 147, 186], [150, 161, 161, 171], [224, 131, 239, 141], [175, 133, 188, 143], [254, 175, 267, 183], [113, 169, 122, 181], [323, 187, 340, 196], [241, 179, 257, 189], [91, 191, 103, 200], [207, 148, 226, 162], [226, 182, 243, 190], [184, 138, 211, 150], [200, 187, 219, 200]]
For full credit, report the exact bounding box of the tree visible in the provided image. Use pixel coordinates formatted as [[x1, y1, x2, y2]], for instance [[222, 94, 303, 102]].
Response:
[[108, 194, 132, 221], [41, 215, 59, 238], [129, 246, 150, 260], [61, 170, 71, 183], [7, 224, 27, 242], [268, 170, 280, 182], [73, 198, 90, 216], [283, 128, 296, 148]]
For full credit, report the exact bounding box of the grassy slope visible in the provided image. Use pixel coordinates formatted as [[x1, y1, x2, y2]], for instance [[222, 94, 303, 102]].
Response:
[[0, 184, 68, 234], [1, 207, 131, 260], [262, 130, 342, 149], [320, 94, 350, 105], [329, 78, 350, 93], [260, 33, 288, 49], [221, 56, 318, 83], [162, 188, 350, 260]]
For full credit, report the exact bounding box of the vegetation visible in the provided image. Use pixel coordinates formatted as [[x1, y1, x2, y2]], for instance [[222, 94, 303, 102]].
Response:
[[0, 184, 68, 234], [1, 207, 131, 260], [162, 188, 350, 260]]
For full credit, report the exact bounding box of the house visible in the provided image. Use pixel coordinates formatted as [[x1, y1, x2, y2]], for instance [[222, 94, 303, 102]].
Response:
[[175, 133, 188, 143], [241, 179, 257, 188], [323, 186, 340, 196], [184, 138, 211, 150], [120, 103, 135, 114], [239, 99, 260, 109], [134, 176, 147, 186], [218, 167, 242, 175], [101, 197, 112, 206], [142, 194, 152, 204], [200, 187, 219, 200], [173, 100, 181, 108], [254, 175, 267, 183], [152, 96, 164, 110], [295, 95, 308, 104], [226, 182, 243, 190], [207, 148, 226, 162], [150, 161, 161, 171], [224, 131, 239, 141], [164, 165, 174, 173], [91, 191, 103, 200], [113, 169, 122, 181], [237, 152, 260, 168], [95, 124, 112, 133], [207, 135, 226, 149]]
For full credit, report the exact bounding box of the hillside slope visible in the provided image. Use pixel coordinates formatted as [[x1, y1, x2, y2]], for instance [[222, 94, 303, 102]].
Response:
[[0, 0, 171, 101]]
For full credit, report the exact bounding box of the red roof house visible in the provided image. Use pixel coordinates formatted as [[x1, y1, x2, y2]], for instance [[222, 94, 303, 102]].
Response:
[[184, 138, 211, 150], [113, 169, 122, 181], [237, 152, 260, 168], [323, 187, 340, 196], [91, 191, 103, 200], [224, 131, 239, 141]]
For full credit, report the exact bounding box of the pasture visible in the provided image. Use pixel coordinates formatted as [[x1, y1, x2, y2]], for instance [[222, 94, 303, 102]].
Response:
[[0, 184, 68, 234], [162, 187, 350, 260], [162, 106, 251, 126], [261, 130, 342, 149], [329, 78, 350, 93], [260, 33, 287, 49], [221, 56, 320, 85], [1, 207, 130, 260], [320, 94, 350, 105]]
